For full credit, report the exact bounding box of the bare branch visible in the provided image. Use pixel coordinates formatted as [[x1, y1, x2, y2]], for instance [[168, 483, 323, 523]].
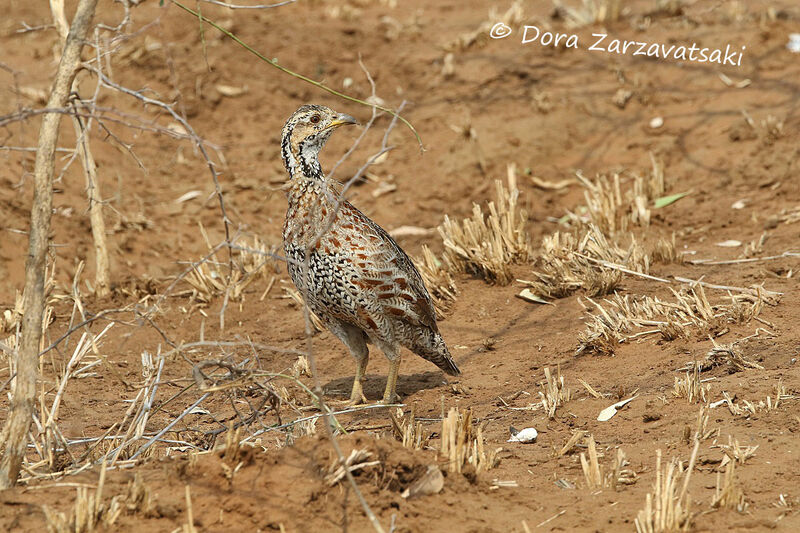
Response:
[[0, 0, 99, 489]]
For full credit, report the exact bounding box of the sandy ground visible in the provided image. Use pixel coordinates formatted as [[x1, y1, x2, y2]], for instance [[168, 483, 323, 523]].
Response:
[[1, 0, 800, 531]]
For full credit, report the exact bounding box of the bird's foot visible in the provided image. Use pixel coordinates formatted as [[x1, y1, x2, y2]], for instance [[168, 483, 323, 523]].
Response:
[[328, 396, 367, 408], [332, 381, 368, 407], [347, 391, 369, 406], [381, 392, 402, 405]]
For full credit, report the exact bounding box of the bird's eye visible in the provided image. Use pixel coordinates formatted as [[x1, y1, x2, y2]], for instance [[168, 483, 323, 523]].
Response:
[[310, 114, 321, 124]]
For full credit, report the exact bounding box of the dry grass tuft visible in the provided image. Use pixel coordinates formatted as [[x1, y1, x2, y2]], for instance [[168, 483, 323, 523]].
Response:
[[524, 157, 678, 303], [390, 407, 430, 450], [741, 110, 785, 145], [566, 156, 667, 235], [324, 448, 381, 486], [580, 435, 603, 490], [440, 407, 501, 474], [43, 459, 153, 532], [672, 365, 710, 404], [634, 442, 699, 533], [577, 284, 769, 356], [552, 0, 623, 28], [609, 448, 638, 489], [539, 366, 572, 419], [185, 227, 278, 304], [689, 406, 719, 442], [443, 0, 525, 51], [695, 343, 764, 373], [580, 436, 636, 491], [439, 166, 531, 285], [715, 435, 758, 466], [521, 227, 624, 299], [711, 460, 748, 512], [556, 430, 587, 456], [721, 381, 795, 417]]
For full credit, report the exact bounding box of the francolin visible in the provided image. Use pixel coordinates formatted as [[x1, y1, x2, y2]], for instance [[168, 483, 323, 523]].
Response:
[[280, 104, 460, 404]]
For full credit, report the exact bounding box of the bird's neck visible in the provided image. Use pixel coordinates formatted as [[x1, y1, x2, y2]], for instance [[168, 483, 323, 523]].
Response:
[[282, 135, 324, 182]]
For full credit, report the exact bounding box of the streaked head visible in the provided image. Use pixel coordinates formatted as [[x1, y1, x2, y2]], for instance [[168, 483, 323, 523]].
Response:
[[281, 104, 358, 179]]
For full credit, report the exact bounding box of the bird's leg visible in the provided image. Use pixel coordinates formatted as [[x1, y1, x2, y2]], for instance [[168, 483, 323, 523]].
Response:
[[382, 356, 402, 404], [349, 353, 369, 405]]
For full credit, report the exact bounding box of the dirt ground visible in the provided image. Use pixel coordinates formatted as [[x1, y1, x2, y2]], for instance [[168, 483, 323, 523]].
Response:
[[1, 0, 800, 531]]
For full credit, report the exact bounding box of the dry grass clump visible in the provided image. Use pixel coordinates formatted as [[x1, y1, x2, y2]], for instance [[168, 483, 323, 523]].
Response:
[[567, 156, 667, 235], [324, 448, 380, 486], [581, 436, 637, 491], [770, 205, 800, 226], [522, 226, 630, 299], [691, 343, 764, 373], [711, 460, 747, 512], [43, 462, 153, 533], [721, 381, 795, 417], [390, 407, 430, 450], [552, 0, 623, 28], [539, 366, 572, 419], [741, 110, 785, 146], [672, 365, 711, 404], [686, 406, 719, 442], [443, 0, 525, 52], [185, 228, 278, 304], [525, 157, 677, 302], [440, 407, 501, 474], [413, 245, 458, 314], [634, 442, 699, 533], [577, 284, 768, 355], [715, 435, 758, 466], [439, 169, 531, 285]]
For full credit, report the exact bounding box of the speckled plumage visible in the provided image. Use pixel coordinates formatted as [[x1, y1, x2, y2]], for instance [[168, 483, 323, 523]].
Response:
[[280, 104, 460, 404]]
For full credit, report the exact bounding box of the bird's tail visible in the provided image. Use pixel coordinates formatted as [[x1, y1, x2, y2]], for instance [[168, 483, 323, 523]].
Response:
[[412, 329, 461, 376]]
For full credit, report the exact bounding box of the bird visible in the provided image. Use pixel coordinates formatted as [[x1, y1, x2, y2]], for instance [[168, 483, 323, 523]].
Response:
[[280, 104, 460, 404]]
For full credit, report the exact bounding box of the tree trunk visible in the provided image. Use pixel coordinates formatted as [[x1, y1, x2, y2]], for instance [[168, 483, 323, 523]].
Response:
[[0, 0, 99, 489]]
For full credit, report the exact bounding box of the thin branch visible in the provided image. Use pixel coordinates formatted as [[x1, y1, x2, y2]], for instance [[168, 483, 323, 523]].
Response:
[[88, 66, 234, 268], [169, 0, 423, 149], [199, 0, 297, 8], [687, 251, 800, 265]]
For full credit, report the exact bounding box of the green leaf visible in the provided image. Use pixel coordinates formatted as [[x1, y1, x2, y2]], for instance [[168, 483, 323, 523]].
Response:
[[653, 191, 690, 209]]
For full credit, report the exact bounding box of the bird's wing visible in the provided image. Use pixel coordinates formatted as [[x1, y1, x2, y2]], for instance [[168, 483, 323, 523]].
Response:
[[329, 202, 438, 332]]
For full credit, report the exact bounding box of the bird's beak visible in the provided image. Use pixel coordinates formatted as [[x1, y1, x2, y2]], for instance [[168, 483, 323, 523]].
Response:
[[327, 113, 358, 129]]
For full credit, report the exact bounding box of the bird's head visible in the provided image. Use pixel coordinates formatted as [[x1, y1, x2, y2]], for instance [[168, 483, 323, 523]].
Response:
[[281, 104, 358, 179]]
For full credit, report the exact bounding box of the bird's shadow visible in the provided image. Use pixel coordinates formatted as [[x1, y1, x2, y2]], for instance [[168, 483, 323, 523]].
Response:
[[323, 371, 447, 402]]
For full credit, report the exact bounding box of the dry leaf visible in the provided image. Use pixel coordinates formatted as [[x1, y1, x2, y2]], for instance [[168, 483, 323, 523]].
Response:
[[175, 190, 202, 203], [389, 225, 434, 237], [517, 288, 552, 305], [530, 176, 573, 190], [731, 199, 747, 210], [597, 395, 637, 421], [216, 84, 248, 97], [715, 240, 742, 248]]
